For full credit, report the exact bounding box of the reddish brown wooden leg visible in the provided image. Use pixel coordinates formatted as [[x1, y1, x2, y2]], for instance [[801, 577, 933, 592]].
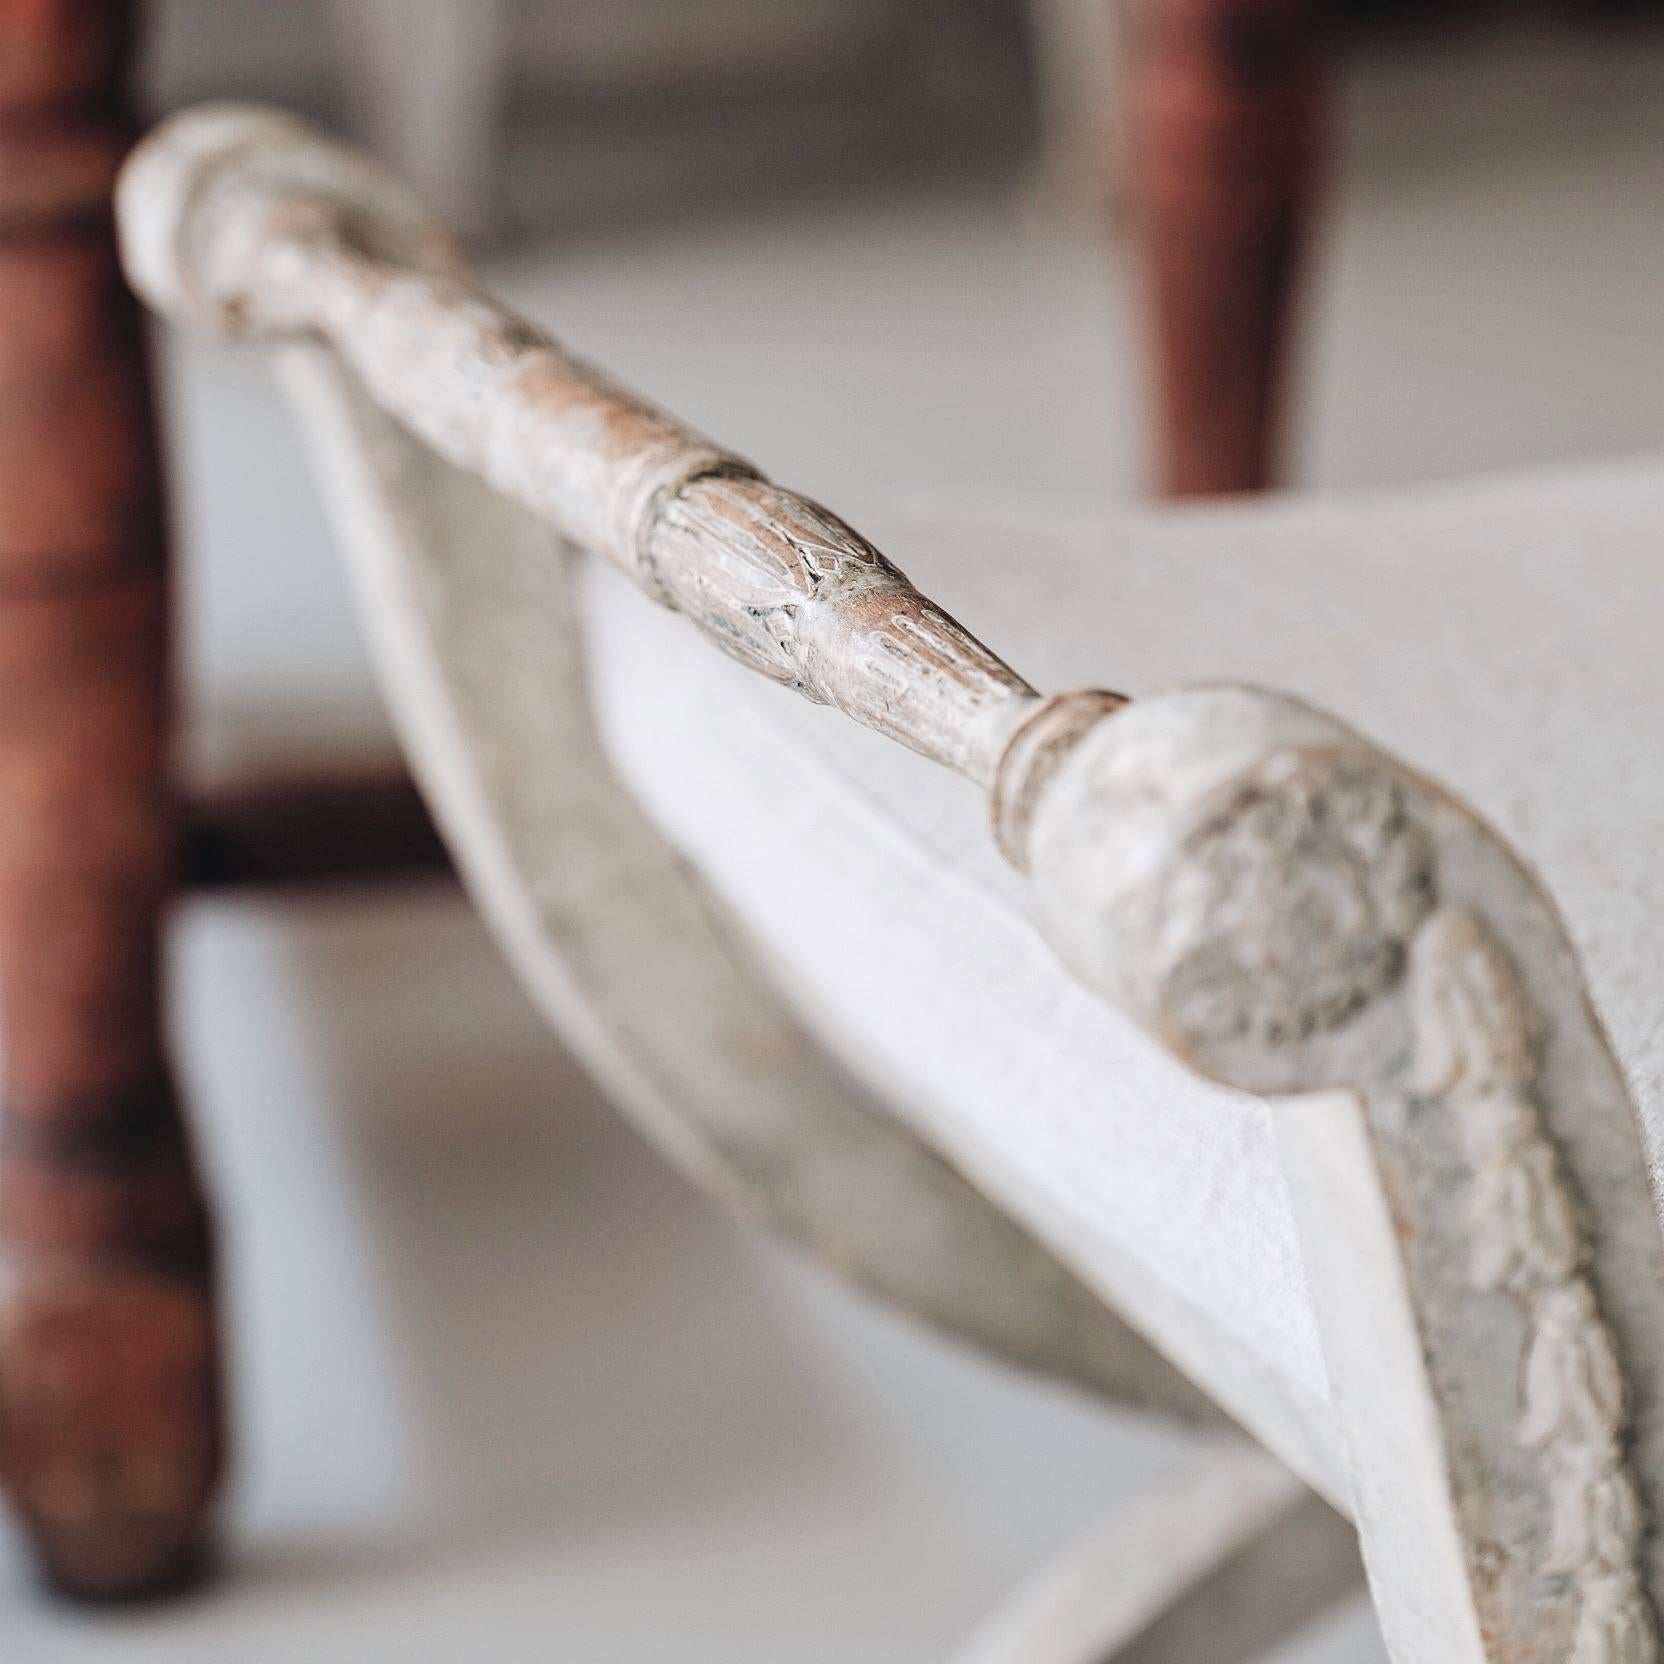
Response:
[[1129, 0, 1326, 496], [0, 0, 222, 1598]]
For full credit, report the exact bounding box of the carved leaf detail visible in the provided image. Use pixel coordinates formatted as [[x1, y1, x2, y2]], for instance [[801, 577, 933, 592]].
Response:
[[1579, 1569, 1661, 1664], [1408, 907, 1658, 1663], [1469, 1143, 1586, 1291], [1520, 1285, 1627, 1451], [1154, 758, 1436, 1054], [1411, 907, 1537, 1097]]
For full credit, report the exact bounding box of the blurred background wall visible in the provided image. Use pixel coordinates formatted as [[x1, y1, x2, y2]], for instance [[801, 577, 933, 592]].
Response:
[[140, 0, 1664, 240], [143, 0, 1035, 233]]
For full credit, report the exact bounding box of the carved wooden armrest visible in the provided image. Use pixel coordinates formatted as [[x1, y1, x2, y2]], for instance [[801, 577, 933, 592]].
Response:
[[117, 107, 1664, 1662]]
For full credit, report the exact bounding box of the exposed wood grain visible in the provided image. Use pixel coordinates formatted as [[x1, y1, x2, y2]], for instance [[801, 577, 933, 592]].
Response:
[[118, 106, 1064, 790], [0, 2, 221, 1599], [1022, 689, 1664, 1661]]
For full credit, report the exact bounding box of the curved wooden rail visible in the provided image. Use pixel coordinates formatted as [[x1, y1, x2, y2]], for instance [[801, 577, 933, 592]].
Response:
[[121, 107, 1123, 795]]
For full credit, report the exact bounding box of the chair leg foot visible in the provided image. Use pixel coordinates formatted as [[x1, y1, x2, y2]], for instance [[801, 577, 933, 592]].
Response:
[[1129, 0, 1327, 496], [0, 1091, 221, 1600], [0, 465, 226, 1606]]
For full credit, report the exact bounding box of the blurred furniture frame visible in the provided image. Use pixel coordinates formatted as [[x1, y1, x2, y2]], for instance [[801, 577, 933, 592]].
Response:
[[111, 100, 1664, 1663], [1127, 0, 1325, 495], [1031, 0, 1326, 494], [0, 0, 444, 1597]]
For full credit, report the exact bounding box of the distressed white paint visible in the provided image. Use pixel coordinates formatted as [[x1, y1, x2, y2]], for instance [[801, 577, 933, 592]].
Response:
[[270, 337, 1225, 1426], [1411, 908, 1655, 1664], [1019, 690, 1664, 1659], [116, 105, 1055, 788], [116, 106, 1664, 1663]]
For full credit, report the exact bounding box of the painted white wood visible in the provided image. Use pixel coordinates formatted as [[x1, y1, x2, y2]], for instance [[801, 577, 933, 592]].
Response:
[[1276, 1091, 1488, 1664], [276, 317, 1369, 1664], [264, 335, 1226, 1426], [1019, 689, 1664, 1660], [116, 106, 1664, 1663], [123, 101, 1376, 1505], [116, 105, 1058, 788]]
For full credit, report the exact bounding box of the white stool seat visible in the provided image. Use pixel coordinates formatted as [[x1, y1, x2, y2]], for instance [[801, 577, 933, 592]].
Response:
[[583, 458, 1664, 1470]]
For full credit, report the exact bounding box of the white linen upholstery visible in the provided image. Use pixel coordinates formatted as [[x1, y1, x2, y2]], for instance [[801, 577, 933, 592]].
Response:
[[580, 459, 1664, 1437]]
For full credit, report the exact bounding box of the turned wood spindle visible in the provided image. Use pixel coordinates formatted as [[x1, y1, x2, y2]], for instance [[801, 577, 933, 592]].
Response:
[[0, 0, 222, 1598]]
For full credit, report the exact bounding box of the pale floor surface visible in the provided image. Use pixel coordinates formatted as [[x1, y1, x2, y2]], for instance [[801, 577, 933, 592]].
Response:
[[4, 40, 1663, 1663]]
